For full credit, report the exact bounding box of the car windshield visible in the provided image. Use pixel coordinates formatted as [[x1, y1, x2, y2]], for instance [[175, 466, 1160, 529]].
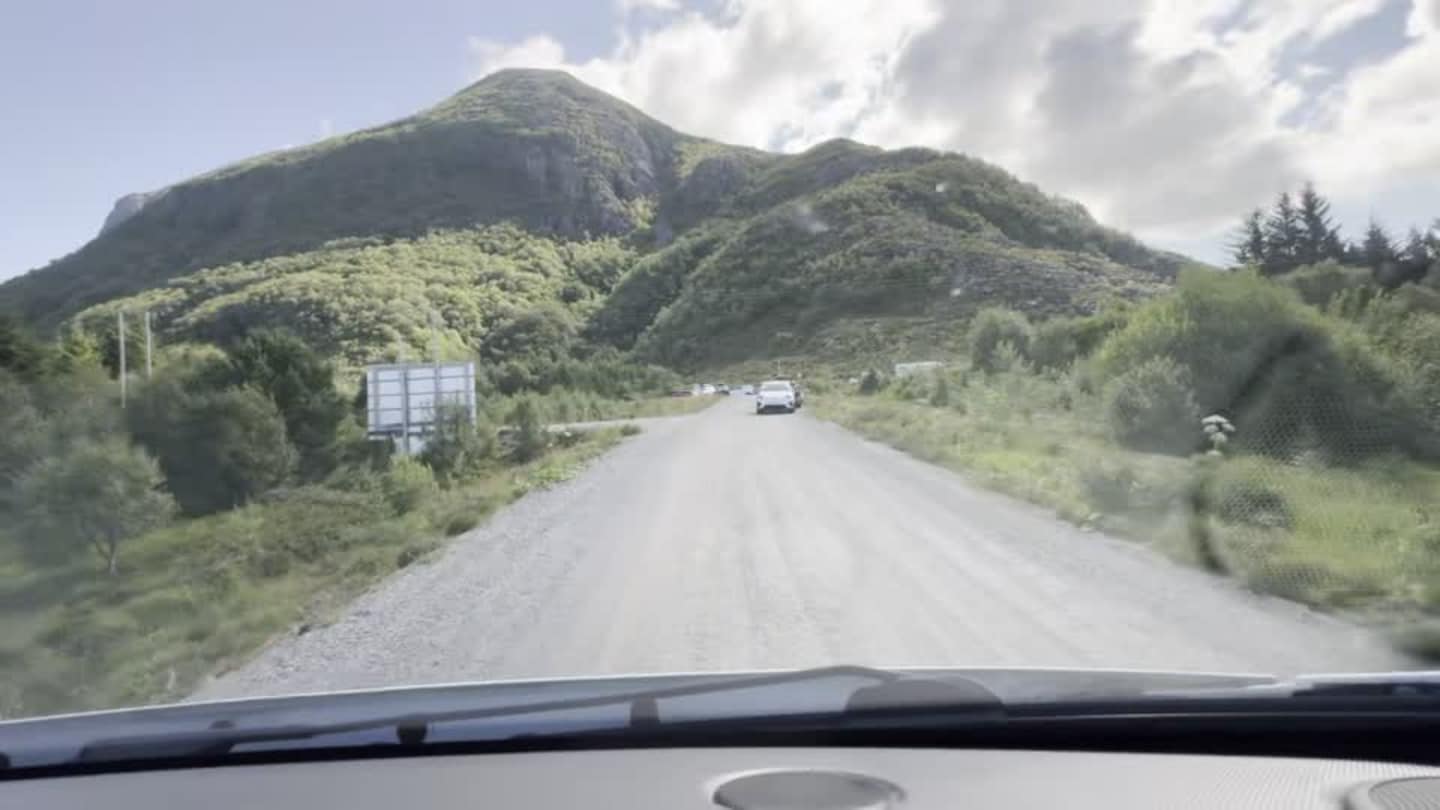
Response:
[[0, 0, 1438, 735]]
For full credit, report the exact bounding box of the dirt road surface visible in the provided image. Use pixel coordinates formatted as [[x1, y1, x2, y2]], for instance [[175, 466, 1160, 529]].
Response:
[[196, 397, 1405, 700]]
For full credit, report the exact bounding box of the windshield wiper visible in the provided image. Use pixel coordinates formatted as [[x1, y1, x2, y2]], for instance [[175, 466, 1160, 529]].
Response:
[[70, 665, 1004, 766]]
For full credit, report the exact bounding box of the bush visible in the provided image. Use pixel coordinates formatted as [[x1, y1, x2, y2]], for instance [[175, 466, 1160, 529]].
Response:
[[619, 423, 643, 437], [1103, 357, 1200, 454], [442, 510, 482, 536], [1282, 261, 1373, 308], [858, 369, 884, 394], [968, 308, 1032, 373], [929, 375, 951, 407], [128, 377, 296, 515], [1214, 478, 1295, 530], [1095, 269, 1427, 461], [419, 404, 496, 487], [509, 396, 549, 462], [395, 543, 436, 569], [381, 456, 438, 515], [1080, 462, 1140, 513]]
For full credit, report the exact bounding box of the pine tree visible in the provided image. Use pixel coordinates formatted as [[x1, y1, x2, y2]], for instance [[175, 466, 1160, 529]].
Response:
[[1296, 183, 1343, 265], [1231, 209, 1267, 267], [1361, 219, 1398, 269], [1262, 192, 1303, 275]]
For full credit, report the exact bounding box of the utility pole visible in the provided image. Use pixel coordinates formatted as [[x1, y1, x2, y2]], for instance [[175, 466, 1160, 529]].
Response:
[[117, 310, 127, 408], [144, 310, 153, 379]]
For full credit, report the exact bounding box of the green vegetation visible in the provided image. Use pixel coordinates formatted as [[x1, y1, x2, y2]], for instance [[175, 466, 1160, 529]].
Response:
[[815, 265, 1440, 634], [0, 403, 629, 717], [0, 309, 652, 717]]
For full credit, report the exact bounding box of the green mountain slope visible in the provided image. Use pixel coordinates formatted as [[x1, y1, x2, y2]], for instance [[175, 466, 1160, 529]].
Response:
[[3, 69, 739, 328], [596, 140, 1185, 364], [2, 69, 1193, 367]]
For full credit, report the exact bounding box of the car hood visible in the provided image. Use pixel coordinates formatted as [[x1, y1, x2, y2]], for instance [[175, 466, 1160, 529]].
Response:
[[0, 666, 1278, 769], [757, 391, 793, 401]]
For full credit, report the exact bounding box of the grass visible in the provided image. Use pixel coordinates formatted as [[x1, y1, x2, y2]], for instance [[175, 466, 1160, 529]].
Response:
[[0, 428, 629, 720], [813, 367, 1440, 626], [522, 392, 720, 425]]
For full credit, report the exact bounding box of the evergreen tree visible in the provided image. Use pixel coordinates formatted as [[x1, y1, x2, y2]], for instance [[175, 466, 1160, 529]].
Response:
[[1361, 219, 1398, 269], [1296, 183, 1344, 265], [1231, 209, 1268, 267], [1262, 192, 1304, 275]]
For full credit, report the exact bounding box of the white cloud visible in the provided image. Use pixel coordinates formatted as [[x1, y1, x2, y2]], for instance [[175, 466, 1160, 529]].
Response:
[[617, 0, 679, 11], [465, 0, 1440, 257]]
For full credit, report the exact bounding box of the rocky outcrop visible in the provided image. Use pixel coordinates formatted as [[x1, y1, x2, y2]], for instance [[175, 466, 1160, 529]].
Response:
[[99, 190, 164, 235]]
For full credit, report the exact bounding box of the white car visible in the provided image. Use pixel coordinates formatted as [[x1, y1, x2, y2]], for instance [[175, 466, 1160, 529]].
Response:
[[755, 380, 797, 414]]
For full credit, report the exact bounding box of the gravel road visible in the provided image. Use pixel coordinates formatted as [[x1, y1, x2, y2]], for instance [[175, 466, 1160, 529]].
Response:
[[195, 397, 1406, 700]]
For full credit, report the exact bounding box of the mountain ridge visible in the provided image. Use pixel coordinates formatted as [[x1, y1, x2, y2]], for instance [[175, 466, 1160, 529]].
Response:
[[2, 68, 1196, 366]]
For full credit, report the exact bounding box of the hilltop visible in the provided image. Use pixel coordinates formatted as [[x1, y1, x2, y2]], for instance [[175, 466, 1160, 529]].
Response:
[[1, 69, 1193, 366]]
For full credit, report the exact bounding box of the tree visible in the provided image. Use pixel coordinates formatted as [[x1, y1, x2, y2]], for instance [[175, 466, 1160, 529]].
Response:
[[129, 378, 296, 515], [18, 438, 174, 575], [221, 331, 346, 480], [1394, 227, 1437, 287], [1262, 192, 1304, 275], [1231, 209, 1268, 267], [1362, 219, 1398, 270], [0, 373, 46, 495], [0, 314, 49, 380], [1296, 183, 1344, 265]]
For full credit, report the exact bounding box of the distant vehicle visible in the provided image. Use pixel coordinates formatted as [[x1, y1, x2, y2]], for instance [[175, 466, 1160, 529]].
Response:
[[699, 383, 717, 395], [739, 384, 755, 395], [755, 380, 797, 414], [716, 384, 730, 395]]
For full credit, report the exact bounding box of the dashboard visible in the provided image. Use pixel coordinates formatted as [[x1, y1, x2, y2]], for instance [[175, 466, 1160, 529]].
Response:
[[3, 747, 1438, 810]]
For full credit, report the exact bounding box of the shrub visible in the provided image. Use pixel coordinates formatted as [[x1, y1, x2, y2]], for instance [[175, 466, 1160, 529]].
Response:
[[420, 404, 496, 487], [929, 375, 951, 407], [1095, 269, 1426, 461], [619, 423, 643, 437], [1214, 478, 1295, 530], [858, 369, 884, 394], [1103, 357, 1200, 454], [395, 543, 436, 569], [1080, 462, 1140, 513], [442, 510, 482, 536], [381, 456, 438, 515], [1029, 319, 1081, 372], [509, 396, 549, 462], [1282, 261, 1373, 308], [968, 308, 1032, 373]]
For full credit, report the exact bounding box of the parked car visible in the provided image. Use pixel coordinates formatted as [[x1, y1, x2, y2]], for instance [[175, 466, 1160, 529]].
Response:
[[755, 380, 797, 414], [717, 384, 730, 395]]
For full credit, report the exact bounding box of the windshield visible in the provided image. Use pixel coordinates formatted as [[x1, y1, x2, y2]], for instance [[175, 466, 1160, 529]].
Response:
[[0, 0, 1438, 729]]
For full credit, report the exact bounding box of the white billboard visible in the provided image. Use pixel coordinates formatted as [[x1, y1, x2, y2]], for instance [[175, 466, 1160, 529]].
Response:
[[365, 361, 477, 454]]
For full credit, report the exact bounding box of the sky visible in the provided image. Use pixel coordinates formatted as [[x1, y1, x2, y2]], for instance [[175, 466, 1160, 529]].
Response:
[[3, 0, 1438, 281]]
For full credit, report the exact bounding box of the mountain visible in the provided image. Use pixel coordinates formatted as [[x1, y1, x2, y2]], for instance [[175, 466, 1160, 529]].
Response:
[[0, 69, 1193, 367]]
